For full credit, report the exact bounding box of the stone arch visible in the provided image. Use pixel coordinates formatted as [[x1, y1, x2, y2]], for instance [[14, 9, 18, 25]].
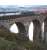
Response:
[[9, 22, 26, 34], [33, 19, 41, 42], [43, 17, 47, 42]]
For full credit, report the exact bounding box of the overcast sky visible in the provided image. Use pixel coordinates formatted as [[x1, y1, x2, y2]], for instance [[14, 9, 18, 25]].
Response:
[[0, 0, 47, 6]]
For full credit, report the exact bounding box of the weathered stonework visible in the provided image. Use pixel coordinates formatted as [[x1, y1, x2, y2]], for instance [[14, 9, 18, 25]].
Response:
[[0, 14, 47, 42]]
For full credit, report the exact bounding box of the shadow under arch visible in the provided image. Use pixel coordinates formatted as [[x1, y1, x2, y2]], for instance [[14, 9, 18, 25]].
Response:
[[15, 22, 28, 40], [15, 22, 26, 33], [33, 19, 41, 42], [44, 17, 47, 32]]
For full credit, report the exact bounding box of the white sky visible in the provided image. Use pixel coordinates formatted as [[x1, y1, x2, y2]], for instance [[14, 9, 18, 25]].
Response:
[[9, 23, 19, 33], [0, 0, 47, 6], [42, 22, 44, 40], [28, 22, 33, 41]]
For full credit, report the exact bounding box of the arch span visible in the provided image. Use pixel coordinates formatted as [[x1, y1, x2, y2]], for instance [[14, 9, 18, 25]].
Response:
[[43, 17, 47, 42], [9, 22, 26, 34]]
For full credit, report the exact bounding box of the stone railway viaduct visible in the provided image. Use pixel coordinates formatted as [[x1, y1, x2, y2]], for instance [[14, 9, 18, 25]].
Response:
[[0, 14, 47, 42]]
